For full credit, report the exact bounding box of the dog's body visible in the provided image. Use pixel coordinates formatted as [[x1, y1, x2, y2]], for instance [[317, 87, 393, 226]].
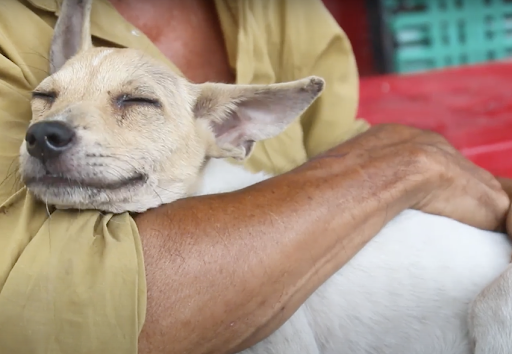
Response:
[[198, 159, 512, 354], [17, 0, 512, 353]]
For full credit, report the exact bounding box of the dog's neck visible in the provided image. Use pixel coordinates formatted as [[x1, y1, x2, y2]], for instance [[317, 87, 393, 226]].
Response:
[[191, 159, 272, 197]]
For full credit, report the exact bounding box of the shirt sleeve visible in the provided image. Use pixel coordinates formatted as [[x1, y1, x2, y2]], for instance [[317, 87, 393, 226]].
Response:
[[0, 34, 146, 354], [280, 0, 370, 158]]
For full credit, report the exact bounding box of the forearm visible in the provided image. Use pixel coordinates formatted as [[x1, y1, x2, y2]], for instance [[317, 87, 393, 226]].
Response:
[[135, 138, 432, 354]]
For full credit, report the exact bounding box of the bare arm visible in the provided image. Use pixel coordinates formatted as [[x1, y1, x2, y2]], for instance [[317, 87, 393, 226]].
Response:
[[137, 124, 510, 354]]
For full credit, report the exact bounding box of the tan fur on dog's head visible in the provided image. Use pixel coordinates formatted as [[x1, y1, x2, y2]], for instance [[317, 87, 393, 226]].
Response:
[[19, 0, 325, 213]]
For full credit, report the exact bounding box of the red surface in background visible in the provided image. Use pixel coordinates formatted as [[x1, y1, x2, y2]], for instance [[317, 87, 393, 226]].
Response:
[[358, 62, 512, 177]]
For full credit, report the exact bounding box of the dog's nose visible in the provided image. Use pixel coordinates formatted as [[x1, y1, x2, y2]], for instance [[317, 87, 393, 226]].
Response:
[[25, 121, 76, 161]]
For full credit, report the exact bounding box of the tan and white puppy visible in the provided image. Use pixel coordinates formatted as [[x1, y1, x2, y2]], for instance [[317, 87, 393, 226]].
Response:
[[18, 1, 512, 354], [19, 0, 324, 213]]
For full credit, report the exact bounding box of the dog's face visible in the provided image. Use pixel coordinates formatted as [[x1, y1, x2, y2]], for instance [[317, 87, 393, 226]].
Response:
[[19, 0, 324, 213], [20, 48, 209, 212]]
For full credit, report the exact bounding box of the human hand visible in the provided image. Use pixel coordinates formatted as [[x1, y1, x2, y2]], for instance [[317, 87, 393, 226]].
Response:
[[329, 124, 510, 232]]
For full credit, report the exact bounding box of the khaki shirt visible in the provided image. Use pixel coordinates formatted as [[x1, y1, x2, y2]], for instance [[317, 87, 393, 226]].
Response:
[[0, 0, 369, 352]]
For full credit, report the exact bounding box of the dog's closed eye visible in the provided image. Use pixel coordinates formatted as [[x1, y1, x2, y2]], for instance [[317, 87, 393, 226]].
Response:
[[115, 94, 161, 109], [31, 91, 57, 103]]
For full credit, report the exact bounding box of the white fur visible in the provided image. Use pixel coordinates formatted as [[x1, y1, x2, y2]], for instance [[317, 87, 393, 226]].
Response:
[[197, 159, 512, 354], [91, 48, 113, 66], [194, 159, 272, 196]]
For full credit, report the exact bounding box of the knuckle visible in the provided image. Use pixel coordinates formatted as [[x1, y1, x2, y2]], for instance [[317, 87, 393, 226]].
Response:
[[496, 189, 510, 211], [420, 129, 451, 145], [408, 144, 438, 163]]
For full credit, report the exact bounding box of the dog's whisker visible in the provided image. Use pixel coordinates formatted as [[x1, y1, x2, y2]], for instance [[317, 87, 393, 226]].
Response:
[[44, 197, 51, 218], [150, 186, 164, 205]]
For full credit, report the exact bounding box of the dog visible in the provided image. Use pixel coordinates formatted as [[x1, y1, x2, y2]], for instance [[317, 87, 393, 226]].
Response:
[[18, 0, 512, 353]]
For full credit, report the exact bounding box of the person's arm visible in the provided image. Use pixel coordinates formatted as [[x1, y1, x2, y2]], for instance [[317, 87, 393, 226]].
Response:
[[122, 0, 509, 352], [137, 123, 510, 354]]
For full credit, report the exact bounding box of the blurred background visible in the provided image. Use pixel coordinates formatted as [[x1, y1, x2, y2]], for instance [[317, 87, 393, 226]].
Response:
[[322, 0, 512, 177]]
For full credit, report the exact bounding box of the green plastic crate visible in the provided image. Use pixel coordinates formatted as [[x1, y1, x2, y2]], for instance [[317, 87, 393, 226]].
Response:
[[380, 0, 512, 73]]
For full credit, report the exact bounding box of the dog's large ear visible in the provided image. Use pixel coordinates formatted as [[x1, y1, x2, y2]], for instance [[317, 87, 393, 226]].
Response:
[[193, 76, 325, 160], [49, 0, 93, 74]]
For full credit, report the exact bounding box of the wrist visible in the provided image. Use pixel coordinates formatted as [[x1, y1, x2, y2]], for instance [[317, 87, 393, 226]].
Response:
[[299, 142, 441, 217], [399, 147, 450, 211]]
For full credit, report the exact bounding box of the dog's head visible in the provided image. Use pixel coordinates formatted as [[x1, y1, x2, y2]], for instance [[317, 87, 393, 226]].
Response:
[[19, 0, 325, 213]]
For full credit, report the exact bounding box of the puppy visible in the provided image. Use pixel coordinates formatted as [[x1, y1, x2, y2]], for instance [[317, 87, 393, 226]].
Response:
[[18, 0, 512, 353]]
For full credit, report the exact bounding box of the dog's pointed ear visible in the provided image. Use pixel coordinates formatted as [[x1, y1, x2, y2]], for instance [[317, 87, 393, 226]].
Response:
[[192, 76, 325, 160], [50, 0, 93, 74]]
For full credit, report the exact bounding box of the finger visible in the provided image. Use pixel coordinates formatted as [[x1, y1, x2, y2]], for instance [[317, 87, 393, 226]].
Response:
[[477, 183, 510, 231]]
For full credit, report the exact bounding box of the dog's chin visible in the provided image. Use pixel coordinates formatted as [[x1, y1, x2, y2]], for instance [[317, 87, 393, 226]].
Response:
[[24, 174, 150, 213]]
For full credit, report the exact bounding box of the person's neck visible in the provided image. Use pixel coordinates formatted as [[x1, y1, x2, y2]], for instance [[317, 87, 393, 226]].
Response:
[[109, 0, 235, 84]]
